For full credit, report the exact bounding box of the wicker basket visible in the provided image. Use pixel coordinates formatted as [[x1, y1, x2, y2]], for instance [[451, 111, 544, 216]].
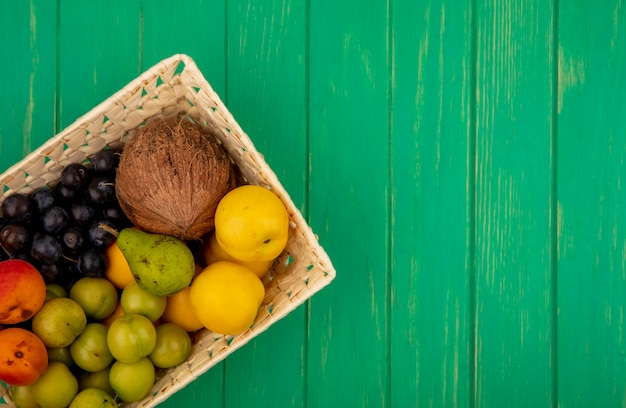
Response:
[[0, 54, 336, 407]]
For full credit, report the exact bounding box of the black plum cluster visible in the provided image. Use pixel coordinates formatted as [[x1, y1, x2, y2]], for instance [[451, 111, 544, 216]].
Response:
[[0, 148, 131, 289]]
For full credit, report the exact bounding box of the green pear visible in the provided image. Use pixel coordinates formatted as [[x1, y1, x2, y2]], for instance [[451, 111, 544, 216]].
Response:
[[116, 228, 195, 296]]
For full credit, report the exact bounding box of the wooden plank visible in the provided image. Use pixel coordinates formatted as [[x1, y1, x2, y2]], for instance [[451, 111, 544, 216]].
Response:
[[557, 1, 626, 406], [57, 1, 141, 129], [226, 0, 308, 203], [390, 1, 473, 406], [223, 0, 308, 406], [0, 1, 57, 173], [141, 1, 227, 406], [142, 0, 227, 96], [307, 1, 390, 406], [473, 0, 556, 406], [159, 365, 224, 408]]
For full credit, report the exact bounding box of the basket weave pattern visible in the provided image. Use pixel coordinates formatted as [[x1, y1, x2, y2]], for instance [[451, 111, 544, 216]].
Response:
[[0, 54, 335, 407]]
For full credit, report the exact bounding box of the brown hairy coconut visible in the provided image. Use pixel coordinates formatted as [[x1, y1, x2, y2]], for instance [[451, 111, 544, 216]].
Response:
[[115, 117, 236, 241]]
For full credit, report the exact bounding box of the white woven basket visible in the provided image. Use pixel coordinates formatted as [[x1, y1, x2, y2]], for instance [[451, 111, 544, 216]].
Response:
[[0, 54, 336, 407]]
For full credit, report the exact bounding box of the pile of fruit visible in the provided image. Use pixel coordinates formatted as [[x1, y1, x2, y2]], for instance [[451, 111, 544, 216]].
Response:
[[0, 119, 290, 407]]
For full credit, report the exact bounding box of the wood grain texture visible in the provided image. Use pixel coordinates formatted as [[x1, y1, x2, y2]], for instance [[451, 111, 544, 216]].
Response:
[[473, 0, 556, 406], [0, 1, 56, 174], [390, 1, 473, 407], [557, 0, 626, 406], [142, 0, 227, 96], [58, 0, 142, 128], [307, 1, 390, 406]]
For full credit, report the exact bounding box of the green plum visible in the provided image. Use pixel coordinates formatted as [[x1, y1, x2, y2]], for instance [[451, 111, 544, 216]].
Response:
[[69, 388, 117, 408], [8, 384, 40, 408], [47, 346, 74, 367], [78, 367, 115, 397], [45, 283, 67, 301], [149, 322, 192, 368], [70, 323, 113, 372], [109, 357, 155, 402], [32, 297, 87, 348], [31, 361, 78, 408], [69, 277, 118, 320], [120, 281, 167, 322], [107, 313, 156, 363]]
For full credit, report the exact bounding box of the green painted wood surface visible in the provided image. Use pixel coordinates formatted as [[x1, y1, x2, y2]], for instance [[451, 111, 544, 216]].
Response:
[[1, 1, 626, 407], [391, 1, 473, 406]]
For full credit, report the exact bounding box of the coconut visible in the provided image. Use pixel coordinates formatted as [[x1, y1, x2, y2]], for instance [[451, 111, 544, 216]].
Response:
[[115, 117, 236, 241]]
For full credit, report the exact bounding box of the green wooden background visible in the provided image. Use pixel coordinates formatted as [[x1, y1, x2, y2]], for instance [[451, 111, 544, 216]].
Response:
[[1, 0, 625, 407]]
